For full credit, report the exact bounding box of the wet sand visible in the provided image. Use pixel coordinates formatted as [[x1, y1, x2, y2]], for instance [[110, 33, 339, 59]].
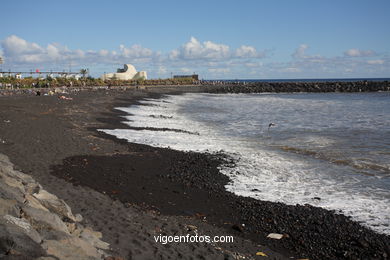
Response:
[[0, 86, 389, 259]]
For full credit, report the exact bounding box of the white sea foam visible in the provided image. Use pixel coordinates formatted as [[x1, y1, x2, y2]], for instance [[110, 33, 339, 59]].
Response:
[[101, 93, 390, 234]]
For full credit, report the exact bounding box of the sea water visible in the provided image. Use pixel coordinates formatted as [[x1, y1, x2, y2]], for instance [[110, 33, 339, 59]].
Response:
[[101, 92, 390, 234]]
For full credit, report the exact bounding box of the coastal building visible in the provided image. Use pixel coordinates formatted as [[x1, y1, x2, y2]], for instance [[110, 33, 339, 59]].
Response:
[[101, 64, 147, 80], [65, 74, 81, 80], [173, 74, 199, 80]]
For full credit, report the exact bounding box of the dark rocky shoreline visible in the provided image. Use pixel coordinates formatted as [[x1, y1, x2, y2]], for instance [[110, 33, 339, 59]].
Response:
[[203, 81, 390, 94], [1, 80, 389, 98], [51, 145, 390, 260], [0, 88, 290, 259], [50, 91, 390, 260], [1, 86, 389, 259]]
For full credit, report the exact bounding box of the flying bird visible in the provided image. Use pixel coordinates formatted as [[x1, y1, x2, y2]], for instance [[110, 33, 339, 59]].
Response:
[[268, 122, 276, 132]]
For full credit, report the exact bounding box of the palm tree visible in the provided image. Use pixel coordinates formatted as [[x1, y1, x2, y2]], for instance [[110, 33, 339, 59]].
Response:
[[80, 68, 88, 78], [0, 56, 3, 71]]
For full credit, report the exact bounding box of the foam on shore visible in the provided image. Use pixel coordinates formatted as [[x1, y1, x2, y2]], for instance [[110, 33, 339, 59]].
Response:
[[101, 93, 390, 235]]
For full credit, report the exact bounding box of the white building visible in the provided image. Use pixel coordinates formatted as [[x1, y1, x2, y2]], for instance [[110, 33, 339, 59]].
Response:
[[101, 64, 147, 80]]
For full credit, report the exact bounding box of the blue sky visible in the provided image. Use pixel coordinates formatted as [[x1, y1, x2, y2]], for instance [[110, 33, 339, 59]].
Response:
[[1, 0, 389, 79]]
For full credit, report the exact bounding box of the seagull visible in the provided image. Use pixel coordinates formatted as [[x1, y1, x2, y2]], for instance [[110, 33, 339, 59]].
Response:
[[268, 122, 276, 132]]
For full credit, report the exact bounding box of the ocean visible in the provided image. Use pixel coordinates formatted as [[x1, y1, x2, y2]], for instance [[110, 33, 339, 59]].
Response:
[[101, 91, 390, 235], [205, 78, 390, 83]]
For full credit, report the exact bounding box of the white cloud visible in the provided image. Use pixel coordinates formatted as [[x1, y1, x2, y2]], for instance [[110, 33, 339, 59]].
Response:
[[168, 49, 179, 60], [98, 49, 109, 56], [1, 35, 388, 79], [208, 68, 230, 74], [0, 36, 268, 78], [169, 37, 265, 61], [282, 67, 301, 73], [367, 59, 384, 65], [169, 37, 230, 60], [244, 62, 263, 68], [292, 44, 309, 59], [2, 35, 43, 56], [235, 45, 265, 58], [1, 35, 155, 65], [46, 44, 61, 59], [257, 44, 389, 78], [157, 66, 167, 75], [119, 44, 153, 58], [344, 48, 375, 57], [74, 49, 85, 59], [292, 44, 325, 62]]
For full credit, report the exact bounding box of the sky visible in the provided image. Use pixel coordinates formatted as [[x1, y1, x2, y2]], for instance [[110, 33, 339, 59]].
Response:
[[1, 0, 389, 79]]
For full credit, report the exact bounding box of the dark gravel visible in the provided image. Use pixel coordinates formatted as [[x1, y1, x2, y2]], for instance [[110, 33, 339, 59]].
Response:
[[51, 140, 390, 260], [48, 84, 390, 259]]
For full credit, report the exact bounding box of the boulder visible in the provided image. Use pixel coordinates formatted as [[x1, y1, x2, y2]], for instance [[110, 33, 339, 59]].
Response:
[[1, 174, 26, 194], [0, 155, 35, 185], [33, 189, 80, 222], [24, 194, 49, 212], [32, 189, 58, 202], [24, 182, 41, 195], [74, 213, 83, 222], [22, 206, 70, 235], [0, 198, 19, 217], [0, 154, 110, 259], [38, 228, 73, 241], [2, 215, 42, 244], [0, 222, 46, 258], [42, 239, 100, 260], [82, 227, 103, 239], [0, 155, 15, 175], [80, 228, 110, 250], [66, 222, 85, 236], [66, 222, 77, 234], [0, 181, 25, 203]]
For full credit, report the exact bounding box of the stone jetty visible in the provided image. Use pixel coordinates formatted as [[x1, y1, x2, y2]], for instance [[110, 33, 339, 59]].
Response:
[[204, 80, 390, 93], [0, 154, 111, 259]]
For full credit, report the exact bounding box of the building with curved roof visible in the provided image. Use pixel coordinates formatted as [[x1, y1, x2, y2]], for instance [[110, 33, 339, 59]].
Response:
[[101, 64, 147, 80]]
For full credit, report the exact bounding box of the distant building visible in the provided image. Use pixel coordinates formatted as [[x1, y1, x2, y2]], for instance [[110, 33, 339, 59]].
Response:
[[101, 64, 147, 80], [65, 74, 81, 80], [173, 74, 199, 80]]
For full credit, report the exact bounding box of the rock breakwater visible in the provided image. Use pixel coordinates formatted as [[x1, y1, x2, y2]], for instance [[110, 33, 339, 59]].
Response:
[[204, 81, 390, 93], [0, 154, 111, 259]]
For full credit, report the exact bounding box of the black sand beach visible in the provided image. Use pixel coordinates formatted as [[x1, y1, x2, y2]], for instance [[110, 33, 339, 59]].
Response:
[[0, 85, 389, 259]]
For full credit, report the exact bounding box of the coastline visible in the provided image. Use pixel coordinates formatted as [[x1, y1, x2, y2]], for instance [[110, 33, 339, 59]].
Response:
[[1, 79, 389, 97], [0, 86, 389, 259], [0, 87, 289, 259]]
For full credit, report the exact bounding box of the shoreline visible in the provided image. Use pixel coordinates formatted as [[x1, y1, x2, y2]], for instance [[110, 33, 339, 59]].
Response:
[[1, 80, 389, 97], [86, 90, 390, 259], [1, 86, 389, 259], [0, 87, 290, 259]]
